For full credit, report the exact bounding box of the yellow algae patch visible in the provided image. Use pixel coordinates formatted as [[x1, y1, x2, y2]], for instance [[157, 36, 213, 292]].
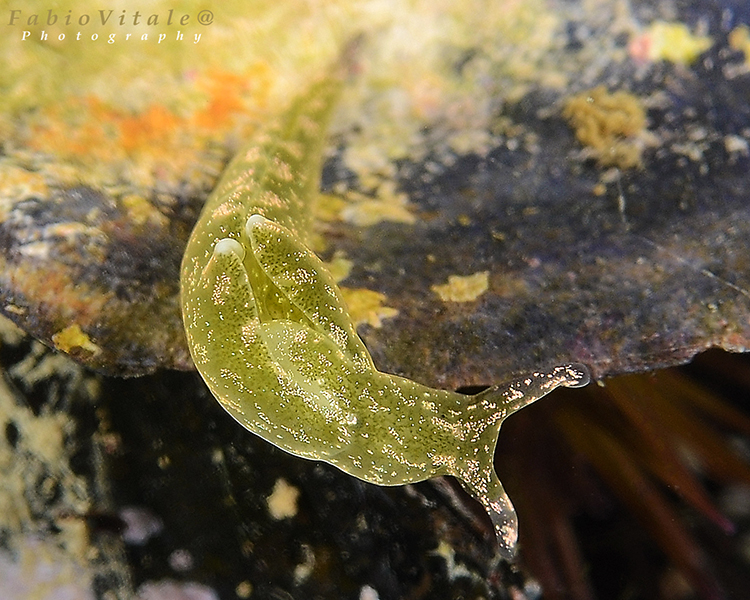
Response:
[[266, 478, 300, 520], [121, 194, 169, 228], [0, 165, 49, 210], [729, 26, 750, 66], [432, 271, 490, 303], [324, 253, 354, 284], [314, 193, 348, 222], [340, 182, 415, 227], [340, 288, 399, 328], [563, 86, 647, 169], [341, 199, 416, 227], [634, 21, 712, 65], [52, 324, 102, 356]]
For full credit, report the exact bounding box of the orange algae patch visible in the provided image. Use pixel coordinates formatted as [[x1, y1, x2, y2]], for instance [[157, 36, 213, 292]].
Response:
[[118, 104, 181, 152], [28, 96, 180, 161], [192, 64, 273, 129], [29, 97, 120, 159], [25, 63, 274, 166]]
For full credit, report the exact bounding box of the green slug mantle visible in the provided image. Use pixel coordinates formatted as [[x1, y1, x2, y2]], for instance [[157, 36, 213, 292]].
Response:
[[179, 70, 590, 559]]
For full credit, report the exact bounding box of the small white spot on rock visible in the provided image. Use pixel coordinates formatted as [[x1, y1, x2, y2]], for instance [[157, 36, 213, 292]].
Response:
[[119, 506, 164, 545], [266, 477, 300, 520], [359, 584, 379, 600], [168, 548, 194, 572], [235, 581, 253, 598], [293, 544, 315, 584]]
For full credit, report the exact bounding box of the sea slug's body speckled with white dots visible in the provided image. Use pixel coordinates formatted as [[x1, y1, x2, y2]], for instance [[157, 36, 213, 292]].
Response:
[[179, 66, 589, 559]]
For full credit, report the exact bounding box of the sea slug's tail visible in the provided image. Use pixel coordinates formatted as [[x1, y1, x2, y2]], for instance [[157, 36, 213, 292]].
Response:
[[453, 363, 590, 559]]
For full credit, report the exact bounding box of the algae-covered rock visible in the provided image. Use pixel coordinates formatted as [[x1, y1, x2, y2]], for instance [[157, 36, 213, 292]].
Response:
[[2, 1, 748, 382]]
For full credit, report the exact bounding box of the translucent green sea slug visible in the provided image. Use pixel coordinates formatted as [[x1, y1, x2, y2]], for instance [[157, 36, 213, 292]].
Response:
[[180, 69, 589, 559]]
